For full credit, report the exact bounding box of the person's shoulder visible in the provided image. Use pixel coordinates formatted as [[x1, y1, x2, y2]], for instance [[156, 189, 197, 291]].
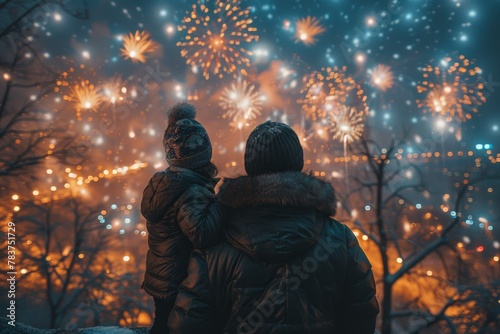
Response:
[[148, 169, 198, 188], [143, 169, 194, 201], [148, 170, 169, 183], [143, 170, 170, 191], [319, 216, 353, 242]]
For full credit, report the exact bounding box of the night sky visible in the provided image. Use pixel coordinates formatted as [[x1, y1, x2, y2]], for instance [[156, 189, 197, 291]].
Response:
[[41, 0, 500, 140]]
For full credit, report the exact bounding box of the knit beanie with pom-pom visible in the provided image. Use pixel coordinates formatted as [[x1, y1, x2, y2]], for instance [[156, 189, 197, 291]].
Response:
[[162, 102, 212, 169]]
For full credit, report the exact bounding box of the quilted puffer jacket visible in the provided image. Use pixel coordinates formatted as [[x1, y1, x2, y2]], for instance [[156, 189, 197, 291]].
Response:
[[141, 167, 224, 301], [169, 171, 379, 334]]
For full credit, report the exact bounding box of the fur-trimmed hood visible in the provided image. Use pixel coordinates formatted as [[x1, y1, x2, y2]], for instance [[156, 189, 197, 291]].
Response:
[[218, 171, 337, 216], [218, 172, 337, 262]]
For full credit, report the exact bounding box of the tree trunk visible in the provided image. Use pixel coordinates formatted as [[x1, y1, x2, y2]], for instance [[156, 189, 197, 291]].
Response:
[[381, 280, 393, 334], [49, 307, 57, 329], [377, 157, 392, 334]]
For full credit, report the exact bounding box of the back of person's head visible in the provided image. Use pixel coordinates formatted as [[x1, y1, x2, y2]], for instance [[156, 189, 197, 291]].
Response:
[[244, 121, 304, 176], [163, 102, 213, 171]]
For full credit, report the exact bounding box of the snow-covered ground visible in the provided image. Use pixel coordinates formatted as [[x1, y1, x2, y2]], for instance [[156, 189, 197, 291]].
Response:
[[0, 318, 150, 334]]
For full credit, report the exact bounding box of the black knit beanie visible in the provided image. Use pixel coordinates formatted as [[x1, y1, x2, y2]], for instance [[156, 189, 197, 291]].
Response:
[[163, 102, 212, 169], [245, 121, 304, 176]]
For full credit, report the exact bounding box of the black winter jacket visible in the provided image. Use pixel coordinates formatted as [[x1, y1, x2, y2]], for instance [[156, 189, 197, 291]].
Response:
[[169, 171, 379, 334], [141, 167, 224, 301]]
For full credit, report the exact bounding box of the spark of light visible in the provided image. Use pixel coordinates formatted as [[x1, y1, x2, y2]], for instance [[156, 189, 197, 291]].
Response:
[[298, 66, 369, 122], [355, 52, 366, 64], [369, 64, 394, 92], [416, 55, 486, 122], [219, 79, 263, 126], [120, 31, 158, 63], [176, 0, 259, 80], [165, 24, 175, 36], [294, 16, 325, 46], [365, 16, 376, 27], [283, 20, 291, 30]]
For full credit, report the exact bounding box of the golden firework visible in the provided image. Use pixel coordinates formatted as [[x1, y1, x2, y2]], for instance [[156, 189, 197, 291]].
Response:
[[101, 77, 127, 104], [219, 80, 263, 126], [416, 55, 486, 122], [369, 64, 394, 91], [68, 80, 103, 112], [298, 66, 369, 121], [295, 16, 325, 45], [329, 106, 365, 143], [120, 31, 158, 63], [176, 0, 259, 80]]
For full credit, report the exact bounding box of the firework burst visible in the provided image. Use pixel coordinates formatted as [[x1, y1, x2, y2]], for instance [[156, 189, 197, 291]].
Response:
[[416, 55, 486, 122], [329, 106, 365, 143], [219, 80, 263, 127], [57, 64, 103, 120], [101, 77, 127, 104], [295, 16, 325, 45], [68, 80, 103, 112], [120, 31, 158, 63], [177, 0, 259, 80], [298, 66, 369, 121], [369, 64, 394, 91]]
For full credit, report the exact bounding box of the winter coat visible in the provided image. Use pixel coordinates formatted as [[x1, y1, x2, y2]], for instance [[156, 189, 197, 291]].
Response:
[[169, 171, 379, 334], [141, 167, 224, 301]]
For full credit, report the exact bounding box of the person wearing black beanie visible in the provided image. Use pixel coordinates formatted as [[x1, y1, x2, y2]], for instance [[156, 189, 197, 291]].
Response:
[[169, 120, 379, 334], [141, 102, 225, 334], [244, 120, 304, 176]]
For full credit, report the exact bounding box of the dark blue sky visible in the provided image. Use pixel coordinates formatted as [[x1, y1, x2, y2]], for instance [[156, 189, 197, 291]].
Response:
[[40, 0, 500, 147]]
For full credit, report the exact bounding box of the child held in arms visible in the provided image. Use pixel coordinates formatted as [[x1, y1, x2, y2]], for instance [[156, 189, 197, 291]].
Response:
[[141, 102, 224, 334]]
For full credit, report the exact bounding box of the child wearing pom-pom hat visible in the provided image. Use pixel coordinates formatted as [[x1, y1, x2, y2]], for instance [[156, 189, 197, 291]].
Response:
[[140, 102, 224, 333]]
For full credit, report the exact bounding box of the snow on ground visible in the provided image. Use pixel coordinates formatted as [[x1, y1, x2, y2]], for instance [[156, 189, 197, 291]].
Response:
[[0, 318, 150, 334]]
